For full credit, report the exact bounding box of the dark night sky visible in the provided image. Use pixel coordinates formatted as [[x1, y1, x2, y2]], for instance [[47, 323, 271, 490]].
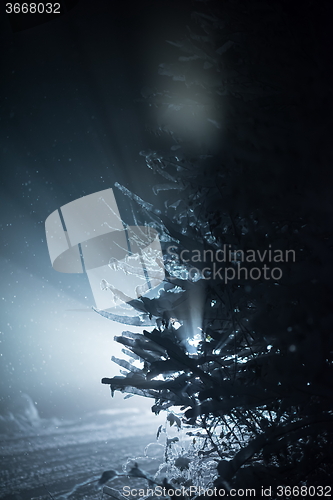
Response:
[[0, 0, 194, 417]]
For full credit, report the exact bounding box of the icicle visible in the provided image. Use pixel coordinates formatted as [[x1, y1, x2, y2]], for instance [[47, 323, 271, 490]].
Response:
[[153, 183, 187, 195], [114, 182, 161, 215], [93, 307, 156, 326]]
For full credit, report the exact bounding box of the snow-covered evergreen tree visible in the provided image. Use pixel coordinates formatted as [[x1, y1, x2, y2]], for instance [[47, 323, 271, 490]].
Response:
[[100, 0, 333, 493]]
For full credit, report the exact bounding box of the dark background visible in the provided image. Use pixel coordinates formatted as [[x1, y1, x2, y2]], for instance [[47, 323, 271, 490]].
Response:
[[1, 2, 332, 499]]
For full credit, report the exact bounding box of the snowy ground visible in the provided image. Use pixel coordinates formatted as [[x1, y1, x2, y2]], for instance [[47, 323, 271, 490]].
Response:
[[0, 400, 166, 500]]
